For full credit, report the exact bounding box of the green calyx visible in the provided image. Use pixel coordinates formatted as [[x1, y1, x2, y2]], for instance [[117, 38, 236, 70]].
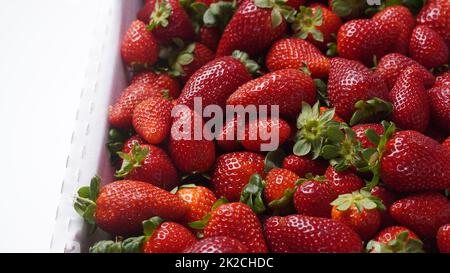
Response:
[[292, 6, 324, 42], [268, 187, 296, 216], [170, 43, 196, 77], [330, 189, 385, 213], [180, 0, 208, 33], [349, 98, 393, 126], [264, 148, 286, 173], [326, 42, 337, 57], [148, 0, 173, 31], [203, 0, 237, 30], [231, 50, 260, 75], [115, 141, 150, 178], [366, 231, 425, 253], [240, 174, 266, 214], [294, 101, 340, 159], [254, 0, 296, 28], [107, 128, 132, 165], [189, 198, 228, 230], [74, 176, 101, 228], [314, 79, 330, 107], [331, 0, 367, 18], [296, 173, 327, 185]]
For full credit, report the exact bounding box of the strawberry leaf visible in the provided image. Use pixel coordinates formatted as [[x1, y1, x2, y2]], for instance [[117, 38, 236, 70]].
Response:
[[240, 174, 266, 214], [264, 148, 286, 173]]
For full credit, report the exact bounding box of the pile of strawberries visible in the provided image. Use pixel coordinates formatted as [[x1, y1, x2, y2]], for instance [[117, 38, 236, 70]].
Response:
[[74, 0, 450, 253]]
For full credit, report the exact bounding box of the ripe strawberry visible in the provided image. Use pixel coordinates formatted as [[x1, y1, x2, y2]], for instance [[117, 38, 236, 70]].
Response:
[[375, 53, 435, 90], [372, 6, 415, 55], [264, 214, 363, 253], [351, 123, 384, 149], [370, 186, 397, 227], [437, 224, 450, 253], [122, 135, 147, 153], [203, 202, 268, 252], [435, 71, 450, 88], [184, 236, 249, 253], [380, 130, 450, 192], [168, 107, 216, 174], [324, 165, 364, 195], [409, 25, 449, 69], [131, 71, 181, 98], [443, 137, 450, 150], [327, 58, 389, 121], [170, 43, 215, 83], [227, 69, 316, 119], [140, 0, 195, 44], [175, 185, 217, 223], [216, 117, 243, 152], [417, 0, 450, 48], [331, 190, 384, 241], [199, 26, 221, 51], [428, 73, 450, 133], [367, 226, 424, 253], [211, 152, 265, 201], [241, 117, 291, 152], [121, 20, 159, 69], [266, 38, 330, 79], [282, 155, 328, 177], [293, 175, 337, 217], [390, 192, 450, 238], [264, 168, 300, 214], [74, 178, 188, 235]]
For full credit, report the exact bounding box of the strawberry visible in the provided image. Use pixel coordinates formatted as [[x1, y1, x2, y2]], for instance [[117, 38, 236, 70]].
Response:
[[428, 72, 450, 133], [443, 136, 450, 150], [375, 53, 435, 90], [367, 226, 424, 253], [372, 6, 415, 55], [115, 142, 179, 190], [216, 117, 243, 152], [331, 190, 384, 241], [263, 168, 299, 214], [169, 43, 215, 83], [175, 185, 217, 223], [327, 58, 389, 121], [437, 224, 450, 253], [417, 0, 450, 48], [370, 186, 397, 227], [390, 192, 450, 239], [168, 107, 216, 173], [132, 97, 173, 144], [324, 165, 364, 195], [241, 117, 291, 152], [202, 202, 268, 252], [178, 52, 255, 111], [282, 154, 328, 177], [184, 236, 249, 253], [351, 123, 384, 149], [264, 214, 363, 253], [211, 152, 265, 201], [293, 175, 337, 217], [121, 20, 159, 69], [409, 25, 449, 69], [131, 71, 181, 98], [227, 69, 316, 119], [74, 178, 188, 235], [199, 26, 221, 51], [435, 71, 450, 88], [266, 38, 330, 79]]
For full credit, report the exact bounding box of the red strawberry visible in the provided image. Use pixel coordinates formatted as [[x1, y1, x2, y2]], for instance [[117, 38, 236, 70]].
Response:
[[241, 117, 291, 152], [227, 69, 316, 119], [375, 53, 435, 90], [199, 26, 221, 51], [121, 20, 159, 69], [351, 123, 384, 149], [417, 0, 450, 48], [327, 58, 389, 121], [435, 71, 450, 88], [380, 130, 450, 192], [184, 236, 249, 253], [331, 190, 384, 241], [390, 192, 450, 238], [122, 135, 147, 153], [216, 117, 243, 152], [389, 66, 430, 132], [370, 186, 397, 227], [266, 38, 330, 79], [409, 25, 449, 69], [372, 6, 415, 55], [203, 202, 268, 252], [367, 226, 424, 253], [293, 175, 337, 217], [131, 71, 181, 98], [428, 73, 450, 133], [324, 165, 364, 195], [437, 224, 450, 253], [282, 155, 327, 177], [264, 214, 363, 253], [443, 136, 450, 150], [216, 0, 288, 57], [175, 185, 217, 223], [74, 178, 188, 235], [211, 152, 265, 201], [264, 168, 300, 213], [169, 107, 216, 174], [170, 43, 215, 83]]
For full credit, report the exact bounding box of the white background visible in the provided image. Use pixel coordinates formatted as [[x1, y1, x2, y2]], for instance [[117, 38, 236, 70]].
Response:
[[0, 0, 107, 252]]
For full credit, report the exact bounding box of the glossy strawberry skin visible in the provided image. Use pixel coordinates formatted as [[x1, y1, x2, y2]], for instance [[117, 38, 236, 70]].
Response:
[[241, 117, 291, 152], [266, 38, 330, 79], [264, 214, 363, 253], [142, 222, 196, 253], [389, 192, 450, 239], [216, 0, 287, 57], [122, 135, 147, 153], [176, 186, 217, 223], [211, 152, 265, 201], [227, 69, 316, 119], [409, 25, 449, 69], [179, 43, 215, 84], [324, 166, 364, 195], [351, 123, 384, 149], [417, 0, 450, 48], [306, 4, 342, 50], [199, 26, 221, 51], [184, 236, 249, 253], [368, 226, 420, 253], [131, 72, 181, 99], [437, 224, 450, 253], [293, 179, 337, 218], [121, 20, 159, 68], [331, 205, 381, 241], [204, 202, 268, 253], [381, 130, 450, 192], [264, 168, 300, 203], [95, 180, 188, 235], [443, 137, 450, 150], [282, 155, 327, 178], [216, 118, 243, 152], [327, 58, 389, 121], [428, 72, 450, 133], [178, 56, 252, 111], [370, 186, 397, 227]]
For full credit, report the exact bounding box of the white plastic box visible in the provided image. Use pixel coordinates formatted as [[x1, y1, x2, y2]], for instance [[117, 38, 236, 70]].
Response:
[[51, 0, 142, 253]]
